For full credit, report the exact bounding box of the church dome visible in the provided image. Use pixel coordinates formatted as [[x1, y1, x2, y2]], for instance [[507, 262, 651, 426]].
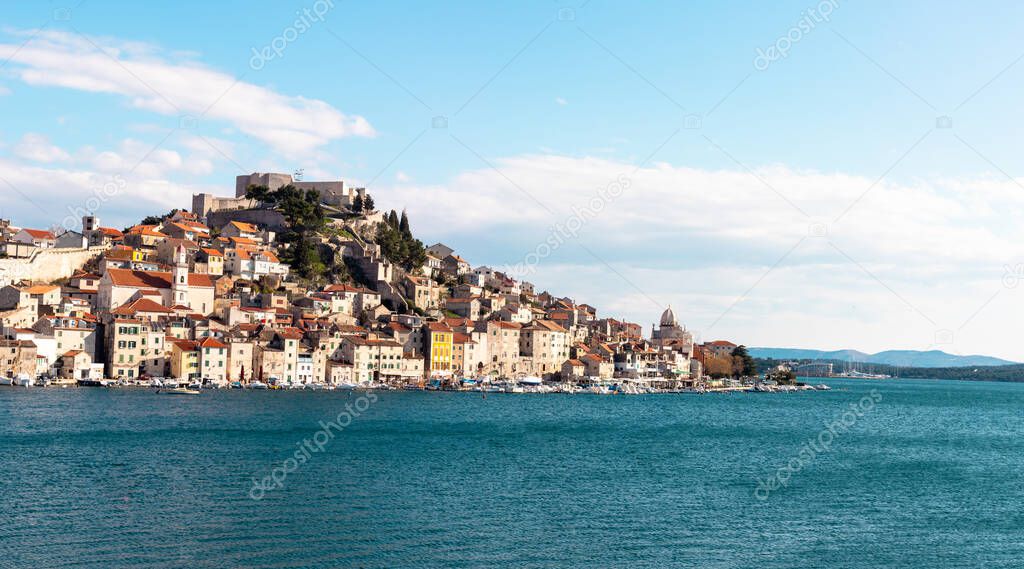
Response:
[[660, 305, 678, 327]]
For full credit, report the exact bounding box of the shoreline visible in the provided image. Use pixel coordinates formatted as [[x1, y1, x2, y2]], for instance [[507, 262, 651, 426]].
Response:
[[0, 381, 832, 395]]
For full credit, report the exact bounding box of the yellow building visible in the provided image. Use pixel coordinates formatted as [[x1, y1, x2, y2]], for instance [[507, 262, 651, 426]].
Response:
[[170, 340, 200, 381], [424, 321, 453, 378]]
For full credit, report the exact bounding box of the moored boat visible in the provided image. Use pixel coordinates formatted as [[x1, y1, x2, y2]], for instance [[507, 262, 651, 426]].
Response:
[[159, 387, 200, 395]]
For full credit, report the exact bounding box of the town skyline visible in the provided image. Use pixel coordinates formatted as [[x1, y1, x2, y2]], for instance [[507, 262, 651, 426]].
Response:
[[3, 1, 1024, 359]]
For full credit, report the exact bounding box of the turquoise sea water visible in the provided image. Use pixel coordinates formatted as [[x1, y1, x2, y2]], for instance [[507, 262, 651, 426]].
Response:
[[1, 378, 1022, 568]]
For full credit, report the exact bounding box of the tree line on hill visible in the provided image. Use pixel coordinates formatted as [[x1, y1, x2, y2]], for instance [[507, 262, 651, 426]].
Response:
[[754, 357, 1024, 383], [375, 209, 427, 272]]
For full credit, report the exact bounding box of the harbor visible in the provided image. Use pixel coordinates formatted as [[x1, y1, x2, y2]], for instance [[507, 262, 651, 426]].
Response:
[[0, 374, 832, 394]]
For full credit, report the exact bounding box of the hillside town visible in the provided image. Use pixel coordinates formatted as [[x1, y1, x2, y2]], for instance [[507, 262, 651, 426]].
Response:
[[0, 173, 750, 391]]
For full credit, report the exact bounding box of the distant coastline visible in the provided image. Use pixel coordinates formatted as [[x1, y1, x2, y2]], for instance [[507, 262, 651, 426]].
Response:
[[756, 357, 1024, 383]]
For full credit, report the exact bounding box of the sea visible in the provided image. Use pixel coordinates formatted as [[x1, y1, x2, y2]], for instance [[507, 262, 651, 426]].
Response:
[[0, 378, 1021, 568]]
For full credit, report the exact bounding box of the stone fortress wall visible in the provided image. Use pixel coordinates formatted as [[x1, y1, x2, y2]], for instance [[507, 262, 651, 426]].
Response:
[[0, 246, 108, 286]]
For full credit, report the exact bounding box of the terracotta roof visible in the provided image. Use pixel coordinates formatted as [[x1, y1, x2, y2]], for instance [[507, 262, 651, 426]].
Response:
[[446, 297, 479, 303], [173, 340, 199, 351], [72, 272, 101, 280], [168, 222, 206, 234], [387, 322, 411, 333], [21, 228, 55, 239], [323, 284, 376, 295], [452, 332, 475, 344], [106, 268, 214, 289], [532, 320, 567, 333], [98, 227, 123, 237], [426, 321, 452, 332], [565, 359, 584, 367], [104, 248, 134, 261], [110, 298, 173, 316], [128, 225, 166, 237], [228, 221, 259, 233], [199, 337, 227, 349], [236, 248, 279, 263], [345, 335, 402, 347], [493, 321, 522, 330], [23, 285, 59, 294]]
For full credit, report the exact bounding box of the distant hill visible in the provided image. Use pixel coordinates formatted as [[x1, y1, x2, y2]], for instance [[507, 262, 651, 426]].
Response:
[[749, 347, 1018, 368]]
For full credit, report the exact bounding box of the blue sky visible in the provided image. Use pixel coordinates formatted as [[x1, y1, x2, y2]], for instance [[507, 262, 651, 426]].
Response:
[[2, 0, 1024, 359]]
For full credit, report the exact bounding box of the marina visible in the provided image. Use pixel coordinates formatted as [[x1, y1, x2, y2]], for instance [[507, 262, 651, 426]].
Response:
[[0, 374, 834, 394]]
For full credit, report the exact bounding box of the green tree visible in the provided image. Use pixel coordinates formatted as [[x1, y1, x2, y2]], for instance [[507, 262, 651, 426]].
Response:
[[731, 345, 757, 378], [399, 210, 411, 238], [352, 194, 363, 213], [388, 209, 399, 228], [247, 184, 328, 280], [375, 220, 427, 272], [705, 354, 733, 379], [244, 184, 270, 202], [363, 194, 375, 212], [140, 208, 179, 226]]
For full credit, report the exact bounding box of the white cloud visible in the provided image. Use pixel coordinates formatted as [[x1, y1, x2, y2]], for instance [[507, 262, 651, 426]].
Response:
[[384, 154, 1023, 267], [0, 29, 374, 156], [377, 153, 1024, 359], [555, 97, 568, 106], [14, 133, 70, 163], [395, 171, 411, 182], [0, 85, 11, 96], [0, 156, 211, 232]]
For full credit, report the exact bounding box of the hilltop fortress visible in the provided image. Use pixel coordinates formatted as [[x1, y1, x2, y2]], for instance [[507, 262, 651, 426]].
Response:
[[192, 172, 367, 218]]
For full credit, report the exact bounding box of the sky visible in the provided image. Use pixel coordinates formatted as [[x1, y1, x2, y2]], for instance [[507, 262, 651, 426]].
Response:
[[2, 0, 1024, 360]]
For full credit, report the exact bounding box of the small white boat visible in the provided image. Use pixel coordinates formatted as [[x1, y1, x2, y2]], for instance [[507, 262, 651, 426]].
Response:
[[14, 374, 34, 387], [336, 383, 359, 390], [0, 377, 13, 386], [249, 381, 269, 390], [160, 387, 200, 395]]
